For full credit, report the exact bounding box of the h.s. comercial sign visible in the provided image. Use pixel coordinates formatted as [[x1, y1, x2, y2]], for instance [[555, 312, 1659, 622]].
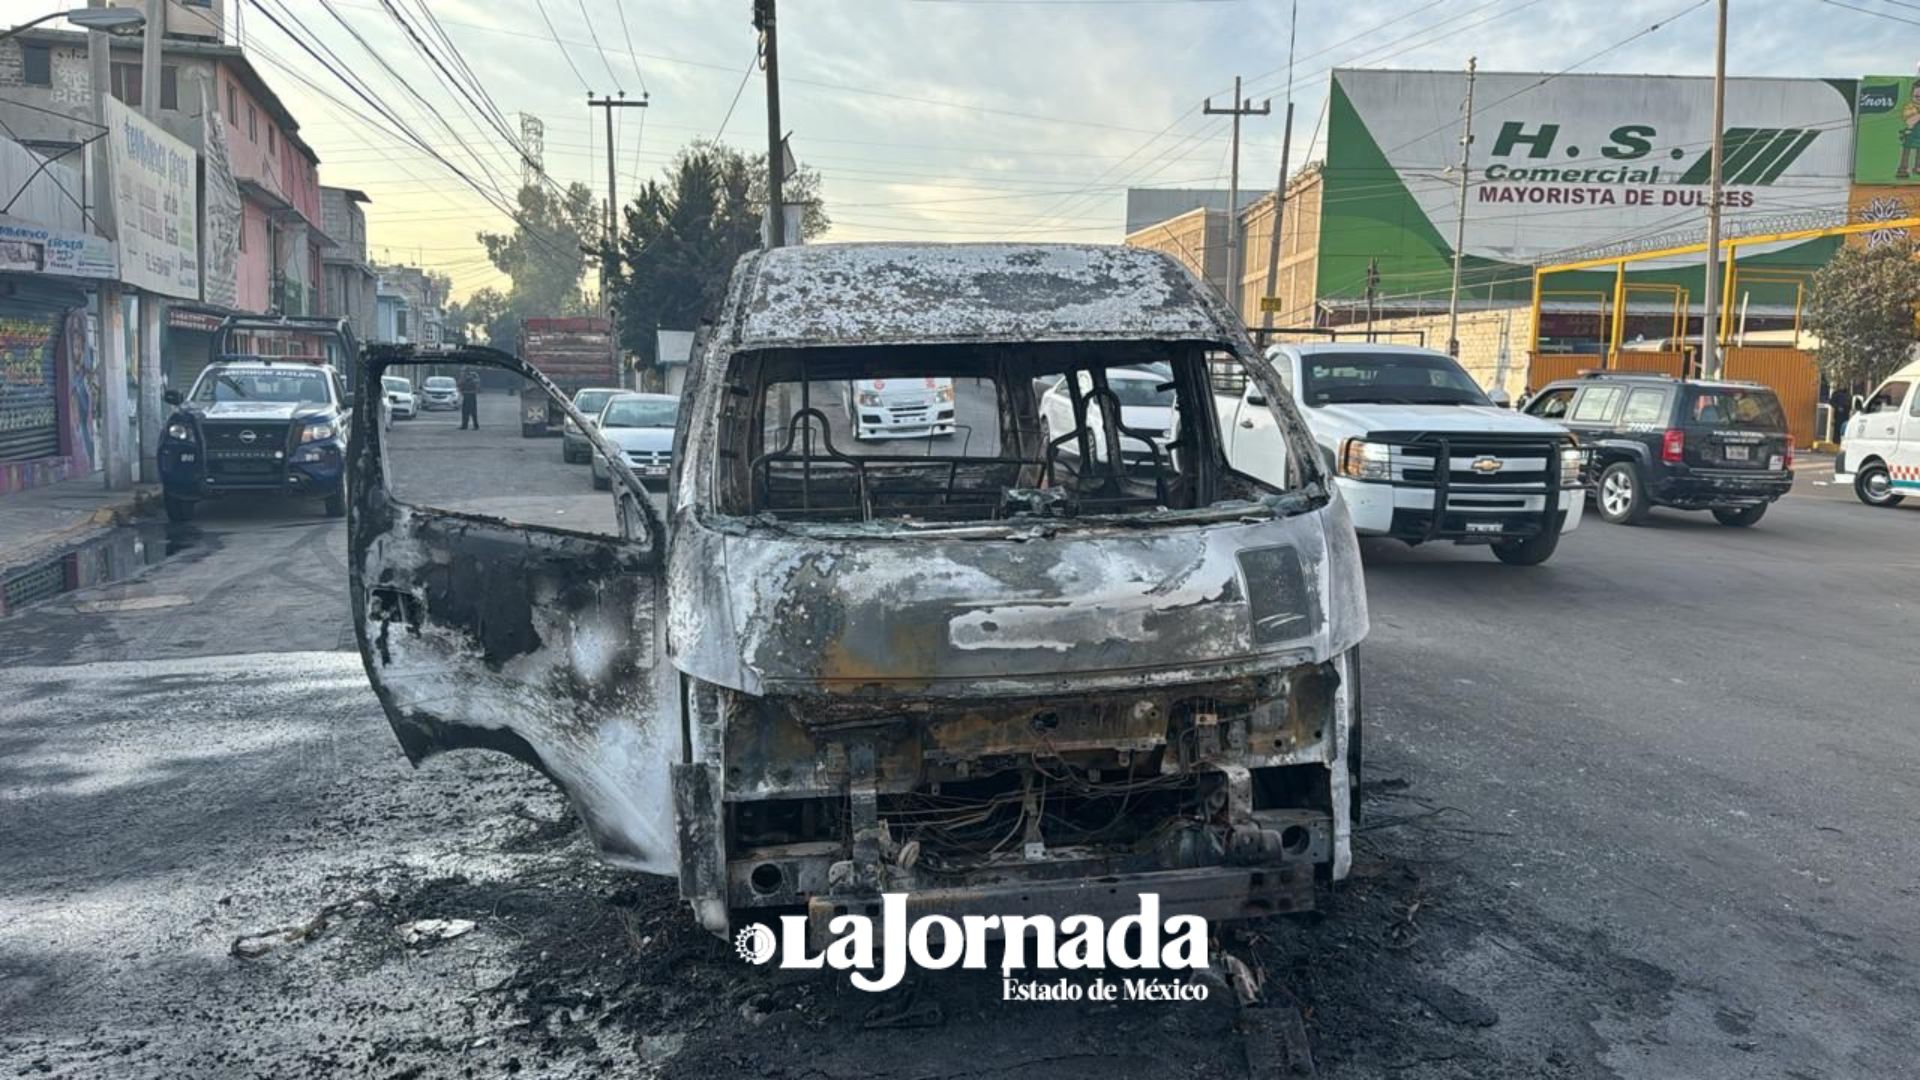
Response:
[[1320, 70, 1855, 296]]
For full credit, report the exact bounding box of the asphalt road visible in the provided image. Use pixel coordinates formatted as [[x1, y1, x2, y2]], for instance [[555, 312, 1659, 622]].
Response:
[[0, 458, 1913, 1078], [388, 390, 627, 536]]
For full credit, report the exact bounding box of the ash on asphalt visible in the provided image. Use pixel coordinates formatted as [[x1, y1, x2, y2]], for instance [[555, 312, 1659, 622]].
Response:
[[0, 652, 1672, 1080]]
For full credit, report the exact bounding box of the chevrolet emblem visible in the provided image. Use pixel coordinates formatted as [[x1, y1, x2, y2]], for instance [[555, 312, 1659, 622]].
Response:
[[1470, 456, 1504, 474]]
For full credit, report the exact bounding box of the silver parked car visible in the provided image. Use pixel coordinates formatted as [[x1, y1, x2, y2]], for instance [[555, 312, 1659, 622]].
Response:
[[588, 393, 680, 489]]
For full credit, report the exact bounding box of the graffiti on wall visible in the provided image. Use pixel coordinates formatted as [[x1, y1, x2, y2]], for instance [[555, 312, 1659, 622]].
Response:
[[0, 311, 61, 464], [62, 309, 96, 474]]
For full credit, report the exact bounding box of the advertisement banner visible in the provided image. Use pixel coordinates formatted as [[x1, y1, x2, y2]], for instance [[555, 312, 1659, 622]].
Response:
[[1852, 77, 1920, 185], [1321, 70, 1857, 300], [200, 79, 241, 311], [0, 215, 117, 280], [104, 95, 199, 300]]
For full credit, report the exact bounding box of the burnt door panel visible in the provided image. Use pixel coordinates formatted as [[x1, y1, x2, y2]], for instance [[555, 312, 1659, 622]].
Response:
[[348, 346, 680, 876]]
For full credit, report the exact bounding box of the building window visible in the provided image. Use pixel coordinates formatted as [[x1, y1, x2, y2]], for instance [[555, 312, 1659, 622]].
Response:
[[247, 103, 257, 142], [268, 126, 276, 155], [22, 45, 52, 87], [227, 81, 237, 120], [160, 66, 178, 110], [110, 62, 142, 107], [238, 219, 247, 252]]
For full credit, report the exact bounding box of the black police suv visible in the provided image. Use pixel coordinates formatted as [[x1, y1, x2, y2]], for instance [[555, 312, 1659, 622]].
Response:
[[1525, 371, 1794, 527], [158, 358, 354, 522]]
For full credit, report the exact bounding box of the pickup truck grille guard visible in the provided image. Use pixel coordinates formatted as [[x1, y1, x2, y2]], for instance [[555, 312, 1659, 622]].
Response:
[[1365, 431, 1568, 542]]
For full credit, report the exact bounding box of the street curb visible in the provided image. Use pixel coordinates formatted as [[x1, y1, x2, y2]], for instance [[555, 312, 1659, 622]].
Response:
[[0, 487, 161, 580]]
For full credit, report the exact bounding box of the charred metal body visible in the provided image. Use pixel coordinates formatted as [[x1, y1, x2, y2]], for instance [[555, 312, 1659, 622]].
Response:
[[349, 244, 1369, 940]]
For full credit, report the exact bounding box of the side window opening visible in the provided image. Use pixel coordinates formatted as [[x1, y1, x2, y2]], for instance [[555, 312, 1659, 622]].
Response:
[[712, 343, 1269, 525], [1570, 386, 1623, 424], [1621, 388, 1669, 426], [1528, 387, 1575, 420]]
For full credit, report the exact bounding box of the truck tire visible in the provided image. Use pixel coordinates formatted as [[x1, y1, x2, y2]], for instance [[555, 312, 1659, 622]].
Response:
[[163, 495, 195, 523], [522, 422, 544, 439], [1491, 525, 1560, 566], [324, 483, 347, 518], [1711, 503, 1768, 527], [1854, 462, 1906, 508], [1597, 461, 1652, 525]]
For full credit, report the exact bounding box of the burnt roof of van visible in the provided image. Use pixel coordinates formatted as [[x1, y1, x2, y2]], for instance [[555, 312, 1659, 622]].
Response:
[[731, 243, 1226, 348]]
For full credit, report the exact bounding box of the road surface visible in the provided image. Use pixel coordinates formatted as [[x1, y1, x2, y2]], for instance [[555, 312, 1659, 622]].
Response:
[[1, 458, 1913, 1078]]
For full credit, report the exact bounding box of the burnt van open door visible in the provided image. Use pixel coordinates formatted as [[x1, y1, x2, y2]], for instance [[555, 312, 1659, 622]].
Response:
[[346, 343, 680, 874]]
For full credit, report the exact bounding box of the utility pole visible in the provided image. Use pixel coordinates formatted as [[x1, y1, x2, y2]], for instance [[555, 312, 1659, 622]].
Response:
[[1700, 0, 1729, 379], [1259, 1, 1300, 334], [1257, 100, 1295, 333], [753, 0, 786, 248], [588, 92, 647, 386], [1365, 259, 1380, 343], [88, 0, 131, 490], [138, 0, 163, 483], [1446, 56, 1477, 358], [1204, 77, 1270, 323]]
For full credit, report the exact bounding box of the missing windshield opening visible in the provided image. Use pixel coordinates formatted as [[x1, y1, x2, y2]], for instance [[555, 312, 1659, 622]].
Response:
[[716, 342, 1269, 524]]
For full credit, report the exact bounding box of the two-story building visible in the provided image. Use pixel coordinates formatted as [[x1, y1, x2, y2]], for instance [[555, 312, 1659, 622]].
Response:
[[320, 187, 376, 348], [371, 263, 446, 347]]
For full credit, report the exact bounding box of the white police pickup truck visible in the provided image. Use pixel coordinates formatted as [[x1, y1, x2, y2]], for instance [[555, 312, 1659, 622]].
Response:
[[1220, 343, 1584, 565]]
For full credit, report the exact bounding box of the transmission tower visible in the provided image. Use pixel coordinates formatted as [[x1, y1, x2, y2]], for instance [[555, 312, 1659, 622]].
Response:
[[519, 113, 546, 188]]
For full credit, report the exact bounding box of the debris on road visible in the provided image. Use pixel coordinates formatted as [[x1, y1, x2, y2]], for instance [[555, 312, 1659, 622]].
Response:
[[229, 891, 381, 959], [399, 918, 477, 947]]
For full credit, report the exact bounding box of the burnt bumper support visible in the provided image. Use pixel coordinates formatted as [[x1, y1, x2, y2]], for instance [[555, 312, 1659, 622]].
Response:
[[805, 864, 1315, 950]]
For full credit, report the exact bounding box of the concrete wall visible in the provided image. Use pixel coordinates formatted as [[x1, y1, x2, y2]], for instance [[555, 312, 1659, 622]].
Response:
[[320, 188, 367, 264]]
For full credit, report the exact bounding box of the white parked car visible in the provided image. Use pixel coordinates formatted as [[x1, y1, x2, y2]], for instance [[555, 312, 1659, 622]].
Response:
[[419, 375, 459, 411], [381, 375, 417, 422], [562, 386, 625, 464], [589, 393, 681, 489], [1835, 356, 1920, 507], [1038, 365, 1175, 467], [842, 377, 955, 439], [1221, 343, 1584, 566]]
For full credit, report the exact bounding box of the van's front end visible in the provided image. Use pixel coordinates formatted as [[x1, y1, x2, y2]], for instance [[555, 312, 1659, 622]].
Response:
[[666, 244, 1368, 939]]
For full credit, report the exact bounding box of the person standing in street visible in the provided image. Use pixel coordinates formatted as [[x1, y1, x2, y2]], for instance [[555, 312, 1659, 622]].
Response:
[[459, 368, 481, 430], [1827, 382, 1852, 445]]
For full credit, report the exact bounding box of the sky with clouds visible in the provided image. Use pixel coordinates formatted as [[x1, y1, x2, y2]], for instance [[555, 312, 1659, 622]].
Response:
[[18, 0, 1920, 299]]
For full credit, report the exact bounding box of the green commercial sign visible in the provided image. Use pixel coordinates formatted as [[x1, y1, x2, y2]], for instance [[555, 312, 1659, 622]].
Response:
[[1854, 76, 1920, 184], [1319, 70, 1856, 305]]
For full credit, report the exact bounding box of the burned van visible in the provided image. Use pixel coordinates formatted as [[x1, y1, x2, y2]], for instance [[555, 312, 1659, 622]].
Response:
[[349, 243, 1368, 940]]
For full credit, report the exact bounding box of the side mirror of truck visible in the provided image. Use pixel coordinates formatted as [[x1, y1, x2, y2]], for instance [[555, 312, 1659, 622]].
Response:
[[163, 389, 183, 406], [1489, 388, 1513, 408]]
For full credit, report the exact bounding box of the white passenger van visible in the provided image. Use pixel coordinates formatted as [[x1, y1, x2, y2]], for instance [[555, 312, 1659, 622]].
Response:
[[1836, 357, 1920, 507]]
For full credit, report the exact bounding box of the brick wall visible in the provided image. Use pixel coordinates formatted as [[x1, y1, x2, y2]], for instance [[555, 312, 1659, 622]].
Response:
[[1239, 167, 1323, 328]]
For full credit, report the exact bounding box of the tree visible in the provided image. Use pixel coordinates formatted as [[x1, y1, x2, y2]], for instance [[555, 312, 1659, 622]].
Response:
[[1804, 237, 1920, 387], [609, 141, 829, 363], [445, 286, 511, 347], [477, 182, 600, 321]]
